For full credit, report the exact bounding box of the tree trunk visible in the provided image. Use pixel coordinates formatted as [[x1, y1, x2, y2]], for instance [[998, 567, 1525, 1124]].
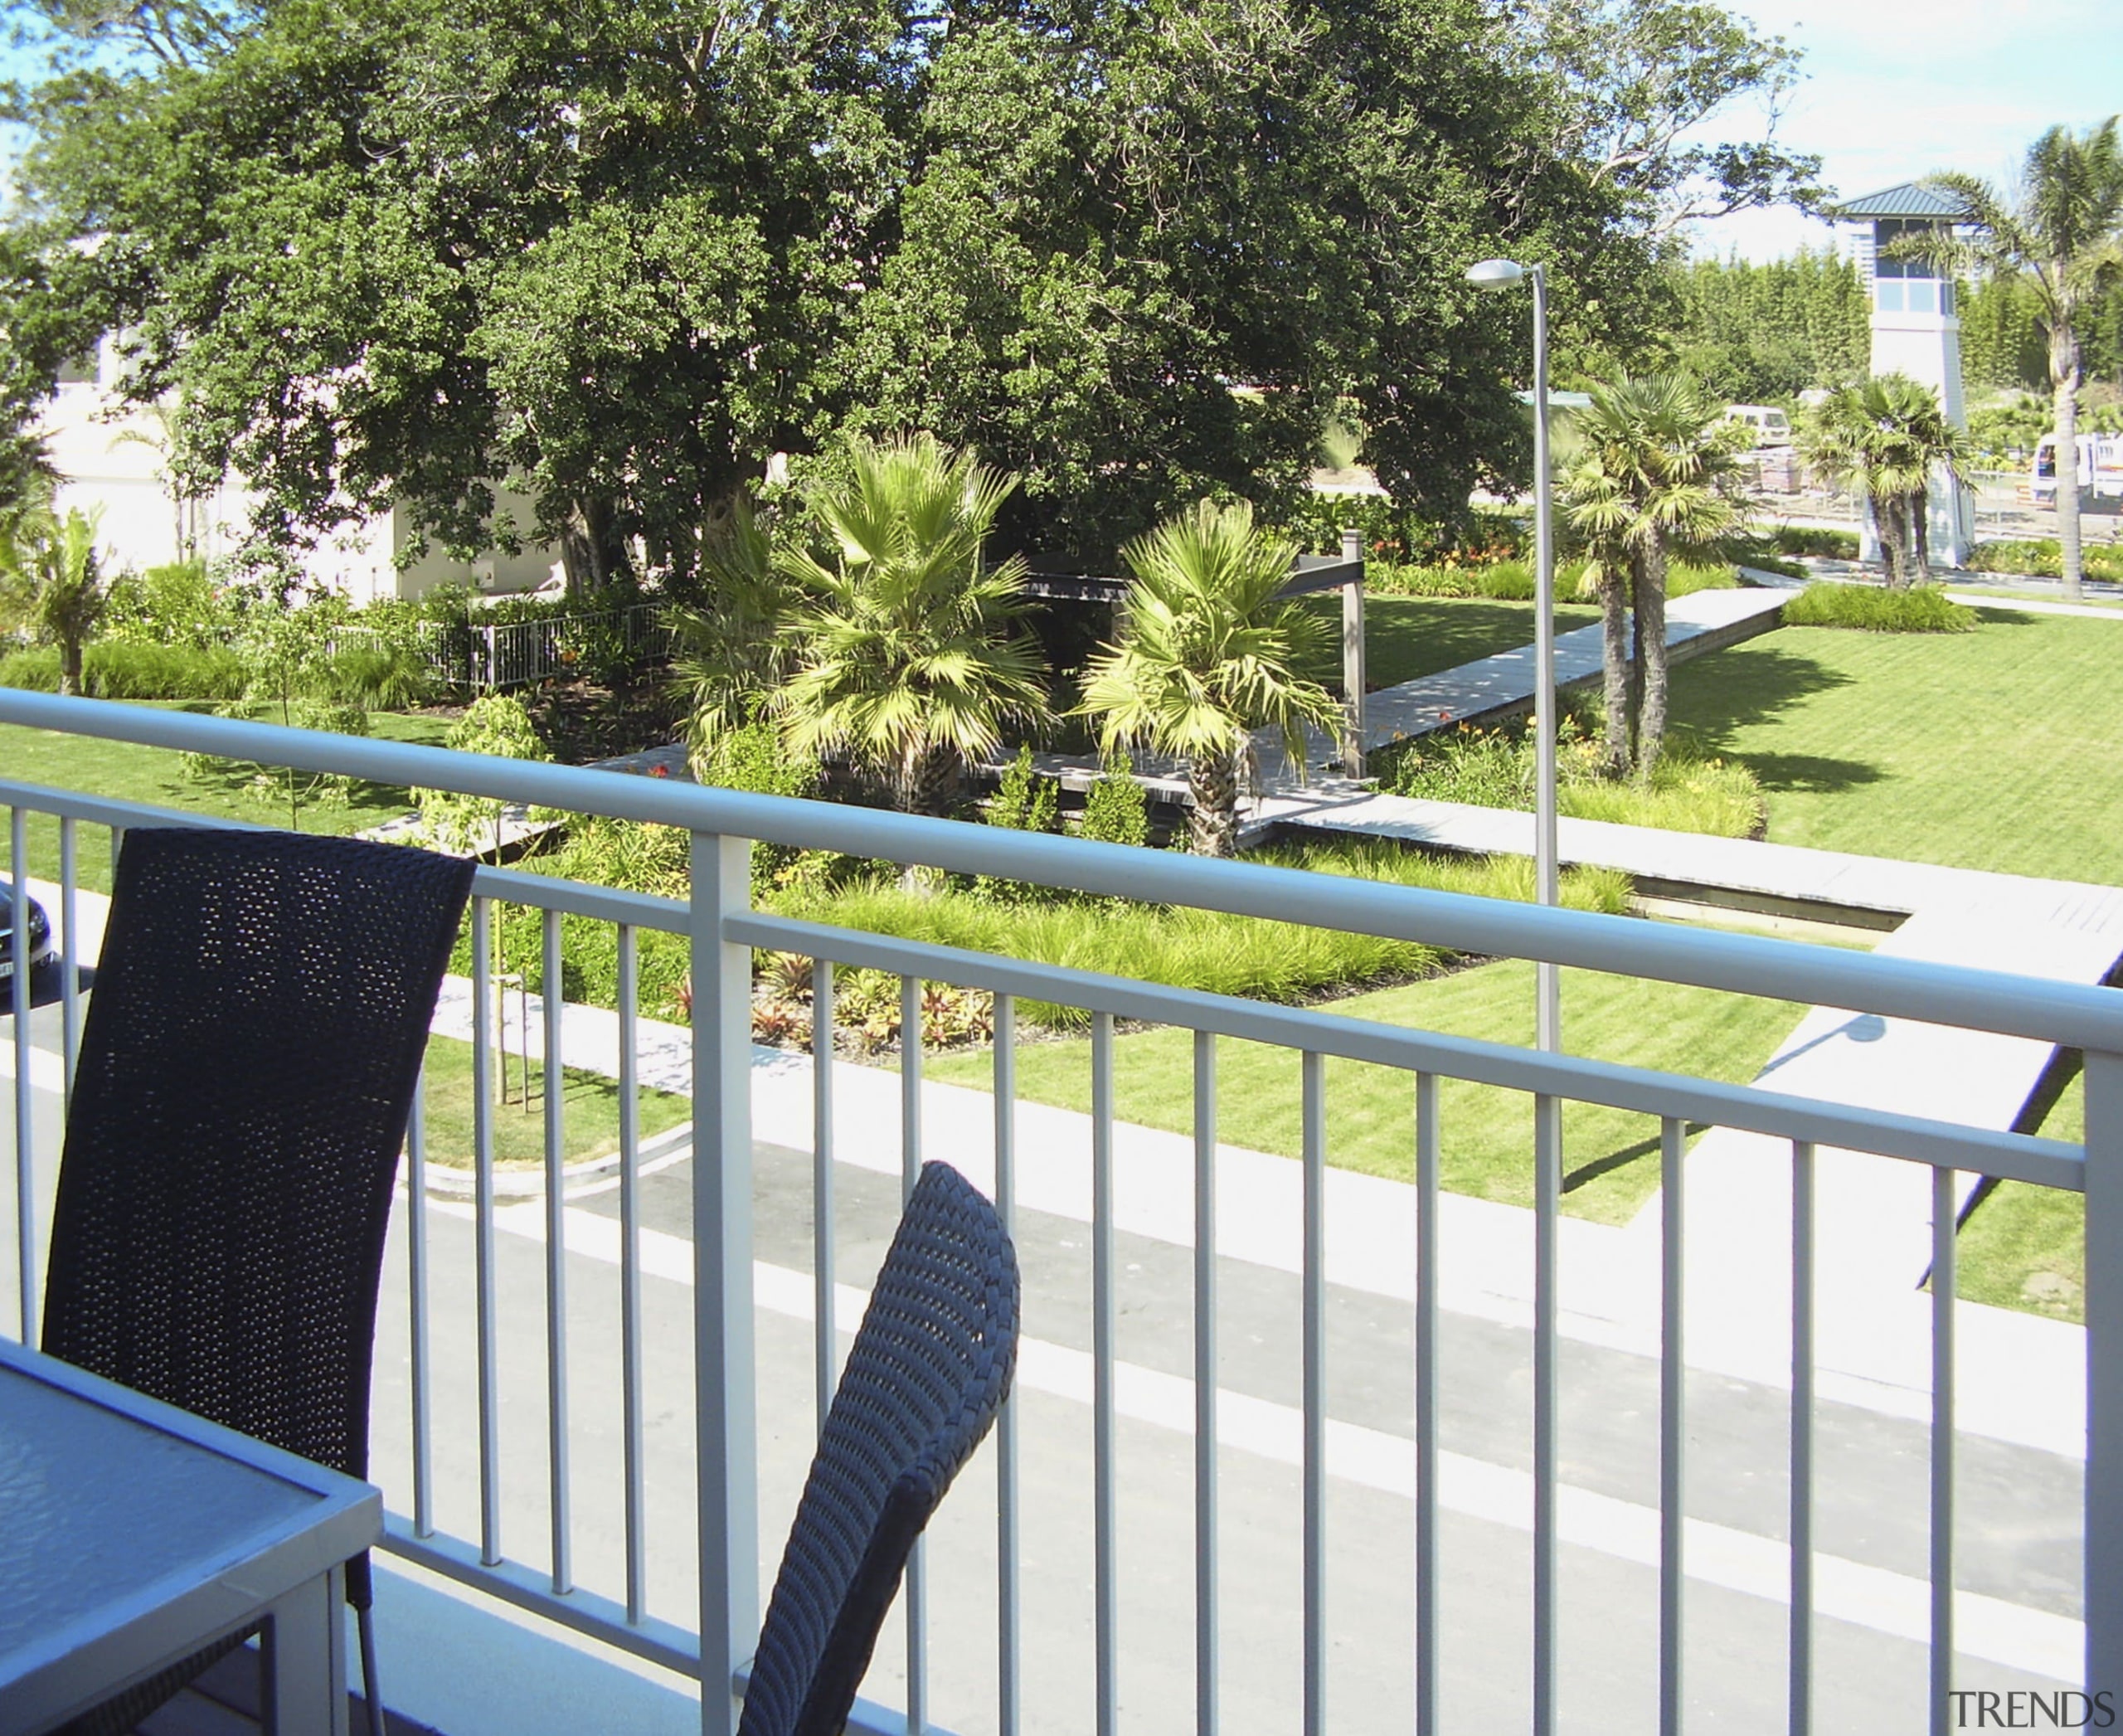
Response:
[[901, 742, 961, 819], [2053, 325, 2084, 599], [1599, 571, 1631, 777], [1625, 561, 1648, 768], [559, 497, 626, 596], [59, 638, 83, 698], [1634, 542, 1670, 783], [1878, 498, 1909, 590], [1908, 489, 1931, 585], [1188, 747, 1241, 858]]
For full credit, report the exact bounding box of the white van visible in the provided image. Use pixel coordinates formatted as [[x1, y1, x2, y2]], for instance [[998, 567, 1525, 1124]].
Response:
[[1723, 405, 1793, 449], [2032, 434, 2123, 503]]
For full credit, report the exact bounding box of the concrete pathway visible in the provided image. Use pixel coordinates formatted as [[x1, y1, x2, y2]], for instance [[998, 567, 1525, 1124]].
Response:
[[986, 585, 1789, 808]]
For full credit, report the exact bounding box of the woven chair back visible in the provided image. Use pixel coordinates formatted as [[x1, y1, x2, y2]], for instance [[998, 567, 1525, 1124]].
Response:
[[740, 1160, 1020, 1736], [41, 827, 474, 1609]]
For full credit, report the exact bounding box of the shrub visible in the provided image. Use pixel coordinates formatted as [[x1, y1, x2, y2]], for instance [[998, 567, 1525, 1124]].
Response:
[[1965, 539, 2123, 583], [314, 643, 435, 710], [1772, 527, 1861, 560], [1778, 582, 1975, 633], [101, 559, 231, 649], [1369, 560, 1537, 601], [692, 715, 823, 898], [1077, 750, 1149, 849], [1273, 494, 1448, 562], [0, 639, 249, 698]]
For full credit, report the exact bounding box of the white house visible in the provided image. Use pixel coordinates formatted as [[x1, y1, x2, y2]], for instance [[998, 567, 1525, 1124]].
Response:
[[37, 342, 562, 602]]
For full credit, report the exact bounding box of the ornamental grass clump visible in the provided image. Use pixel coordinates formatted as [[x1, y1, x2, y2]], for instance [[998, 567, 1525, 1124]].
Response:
[[1779, 582, 1974, 633]]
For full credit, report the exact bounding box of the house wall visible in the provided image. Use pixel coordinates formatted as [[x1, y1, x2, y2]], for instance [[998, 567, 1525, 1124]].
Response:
[[34, 356, 561, 603]]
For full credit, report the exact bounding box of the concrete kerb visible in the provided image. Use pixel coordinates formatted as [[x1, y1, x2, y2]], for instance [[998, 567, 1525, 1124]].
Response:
[[415, 1117, 693, 1199]]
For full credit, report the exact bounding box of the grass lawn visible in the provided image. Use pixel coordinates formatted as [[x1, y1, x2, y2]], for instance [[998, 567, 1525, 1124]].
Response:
[[925, 954, 1809, 1224], [417, 1033, 691, 1169], [1955, 1072, 2087, 1323], [1295, 595, 1598, 693], [1946, 585, 2123, 612], [1666, 611, 2123, 884], [1, 700, 454, 892]]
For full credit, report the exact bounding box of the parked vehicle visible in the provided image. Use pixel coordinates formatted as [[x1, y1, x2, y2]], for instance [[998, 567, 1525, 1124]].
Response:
[[1722, 404, 1793, 449], [0, 882, 54, 982], [2031, 433, 2123, 503]]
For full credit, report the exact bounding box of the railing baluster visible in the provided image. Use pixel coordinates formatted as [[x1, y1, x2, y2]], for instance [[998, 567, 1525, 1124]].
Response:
[[1093, 1009, 1119, 1736], [618, 926, 647, 1624], [542, 907, 571, 1596], [901, 972, 927, 1735], [2088, 1053, 2123, 1693], [814, 960, 837, 1432], [1660, 1116, 1686, 1736], [1302, 1051, 1328, 1736], [1533, 1092, 1562, 1736], [471, 897, 503, 1566], [1194, 1029, 1218, 1736], [1931, 1165, 1955, 1734], [996, 994, 1022, 1736], [407, 1069, 435, 1539], [58, 817, 79, 1106], [691, 830, 759, 1736], [1790, 1140, 1815, 1736], [10, 808, 32, 1343], [1415, 1072, 1440, 1736]]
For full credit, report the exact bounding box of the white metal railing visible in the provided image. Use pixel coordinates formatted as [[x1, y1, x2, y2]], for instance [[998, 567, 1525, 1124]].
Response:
[[5, 686, 2122, 1736]]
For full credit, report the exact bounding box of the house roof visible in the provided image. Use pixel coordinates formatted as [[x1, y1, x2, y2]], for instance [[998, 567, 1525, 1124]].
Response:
[[1829, 182, 1970, 221]]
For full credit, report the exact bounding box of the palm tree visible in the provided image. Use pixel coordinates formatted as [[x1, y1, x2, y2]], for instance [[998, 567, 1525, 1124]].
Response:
[[667, 498, 800, 766], [0, 505, 116, 696], [1800, 375, 1967, 589], [775, 435, 1047, 818], [1562, 374, 1740, 780], [1076, 500, 1343, 857], [1918, 120, 2123, 597]]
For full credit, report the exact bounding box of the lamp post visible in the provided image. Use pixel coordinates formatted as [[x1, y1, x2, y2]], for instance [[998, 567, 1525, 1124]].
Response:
[[1467, 257, 1560, 1053]]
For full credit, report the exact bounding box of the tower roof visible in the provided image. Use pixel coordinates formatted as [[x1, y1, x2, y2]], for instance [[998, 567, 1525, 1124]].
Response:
[[1829, 182, 1970, 220]]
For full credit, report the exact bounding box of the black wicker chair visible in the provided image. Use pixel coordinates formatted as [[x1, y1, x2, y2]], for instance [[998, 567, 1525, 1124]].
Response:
[[41, 827, 475, 1735], [739, 1160, 1020, 1736]]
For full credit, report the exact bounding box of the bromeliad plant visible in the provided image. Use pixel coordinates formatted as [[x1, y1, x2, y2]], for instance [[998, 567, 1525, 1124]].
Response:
[[1076, 500, 1342, 857]]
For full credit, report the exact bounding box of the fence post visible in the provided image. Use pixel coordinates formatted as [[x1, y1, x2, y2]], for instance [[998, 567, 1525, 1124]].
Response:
[[2086, 1049, 2123, 1697], [481, 623, 498, 693], [692, 832, 759, 1735], [1340, 526, 1365, 780]]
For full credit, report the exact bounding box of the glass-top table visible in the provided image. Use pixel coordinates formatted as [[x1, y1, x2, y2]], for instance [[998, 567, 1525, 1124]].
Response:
[[0, 1335, 381, 1735]]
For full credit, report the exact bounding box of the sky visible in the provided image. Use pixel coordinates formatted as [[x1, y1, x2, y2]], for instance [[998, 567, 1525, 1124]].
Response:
[[1686, 0, 2123, 260]]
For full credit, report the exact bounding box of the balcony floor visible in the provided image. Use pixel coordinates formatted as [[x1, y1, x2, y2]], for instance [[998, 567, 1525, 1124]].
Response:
[[134, 1648, 444, 1736]]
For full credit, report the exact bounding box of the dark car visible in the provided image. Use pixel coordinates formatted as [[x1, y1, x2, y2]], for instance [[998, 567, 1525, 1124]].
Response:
[[0, 881, 54, 983]]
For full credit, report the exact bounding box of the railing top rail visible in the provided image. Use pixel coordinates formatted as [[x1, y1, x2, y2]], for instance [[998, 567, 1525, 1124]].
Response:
[[7, 687, 2123, 1054]]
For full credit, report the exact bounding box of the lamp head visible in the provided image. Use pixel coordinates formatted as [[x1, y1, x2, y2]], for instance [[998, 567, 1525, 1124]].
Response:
[[1465, 258, 1526, 290]]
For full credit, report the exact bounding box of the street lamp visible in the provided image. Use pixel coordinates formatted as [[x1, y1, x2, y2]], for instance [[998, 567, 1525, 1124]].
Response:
[[1466, 257, 1560, 1053]]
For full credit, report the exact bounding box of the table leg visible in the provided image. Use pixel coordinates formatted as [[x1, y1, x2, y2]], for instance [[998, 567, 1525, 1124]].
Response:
[[260, 1563, 350, 1736]]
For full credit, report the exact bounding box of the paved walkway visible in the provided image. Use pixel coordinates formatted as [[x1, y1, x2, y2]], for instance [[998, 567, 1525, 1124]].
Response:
[[989, 585, 1789, 805]]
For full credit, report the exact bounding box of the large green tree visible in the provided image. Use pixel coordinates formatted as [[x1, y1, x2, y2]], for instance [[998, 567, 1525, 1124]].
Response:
[[1918, 120, 2123, 597], [2, 0, 1818, 574], [3, 0, 906, 590], [1665, 250, 1869, 402], [1076, 500, 1342, 857]]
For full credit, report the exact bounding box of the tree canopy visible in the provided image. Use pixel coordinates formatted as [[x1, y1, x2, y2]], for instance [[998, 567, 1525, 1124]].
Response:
[[1, 0, 1819, 575]]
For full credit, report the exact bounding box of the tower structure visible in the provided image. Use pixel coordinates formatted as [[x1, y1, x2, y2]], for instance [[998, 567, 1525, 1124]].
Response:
[[1830, 182, 1975, 567]]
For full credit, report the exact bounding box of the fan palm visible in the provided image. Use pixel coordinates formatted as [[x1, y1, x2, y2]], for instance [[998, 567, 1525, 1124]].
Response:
[[667, 498, 800, 765], [1800, 375, 1967, 589], [1916, 120, 2123, 597], [775, 435, 1046, 817], [0, 505, 115, 696], [1076, 500, 1342, 857], [1563, 374, 1741, 780]]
